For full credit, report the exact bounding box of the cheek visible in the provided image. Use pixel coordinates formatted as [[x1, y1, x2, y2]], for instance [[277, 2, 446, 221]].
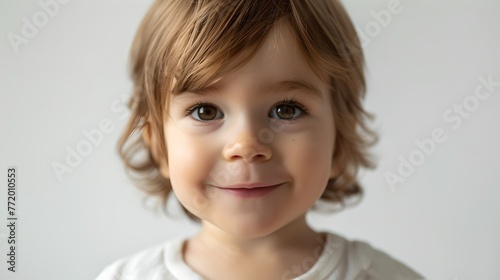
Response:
[[278, 124, 334, 189], [293, 138, 332, 175], [165, 127, 214, 193]]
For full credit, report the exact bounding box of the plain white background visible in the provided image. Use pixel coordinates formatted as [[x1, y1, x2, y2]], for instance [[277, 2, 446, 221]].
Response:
[[1, 0, 499, 279]]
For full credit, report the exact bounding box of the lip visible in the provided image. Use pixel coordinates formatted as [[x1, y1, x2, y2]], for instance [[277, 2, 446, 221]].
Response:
[[217, 183, 283, 198], [222, 183, 280, 189]]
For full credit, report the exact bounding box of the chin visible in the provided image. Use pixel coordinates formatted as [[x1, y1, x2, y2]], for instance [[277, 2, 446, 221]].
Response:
[[217, 216, 286, 239]]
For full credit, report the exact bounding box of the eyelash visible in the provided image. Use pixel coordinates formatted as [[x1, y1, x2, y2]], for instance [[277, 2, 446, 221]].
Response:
[[184, 100, 219, 120], [184, 97, 309, 122], [278, 97, 309, 115]]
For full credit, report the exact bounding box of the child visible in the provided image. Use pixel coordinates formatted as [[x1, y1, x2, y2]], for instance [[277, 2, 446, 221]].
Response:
[[97, 0, 424, 279]]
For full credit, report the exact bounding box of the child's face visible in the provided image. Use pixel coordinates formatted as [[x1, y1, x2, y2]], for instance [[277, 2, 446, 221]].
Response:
[[163, 21, 337, 237]]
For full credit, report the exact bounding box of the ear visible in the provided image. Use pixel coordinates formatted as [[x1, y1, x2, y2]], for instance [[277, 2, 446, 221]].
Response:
[[143, 122, 170, 178]]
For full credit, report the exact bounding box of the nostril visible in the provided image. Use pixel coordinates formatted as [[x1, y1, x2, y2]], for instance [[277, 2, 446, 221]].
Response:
[[253, 154, 267, 160]]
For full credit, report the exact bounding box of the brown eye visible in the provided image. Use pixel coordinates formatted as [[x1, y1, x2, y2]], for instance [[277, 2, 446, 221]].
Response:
[[190, 105, 223, 121], [269, 101, 306, 120], [275, 105, 296, 119]]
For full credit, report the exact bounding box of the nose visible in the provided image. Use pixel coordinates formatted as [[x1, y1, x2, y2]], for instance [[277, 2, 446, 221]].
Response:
[[222, 121, 273, 163]]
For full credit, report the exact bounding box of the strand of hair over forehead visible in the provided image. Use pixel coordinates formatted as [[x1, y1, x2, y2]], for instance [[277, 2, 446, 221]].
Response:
[[170, 0, 292, 95]]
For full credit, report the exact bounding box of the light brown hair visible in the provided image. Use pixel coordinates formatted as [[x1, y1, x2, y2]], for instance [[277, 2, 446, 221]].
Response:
[[118, 0, 377, 221]]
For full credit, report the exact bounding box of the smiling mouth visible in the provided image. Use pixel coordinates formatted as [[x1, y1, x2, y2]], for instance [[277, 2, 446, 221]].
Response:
[[217, 184, 282, 198]]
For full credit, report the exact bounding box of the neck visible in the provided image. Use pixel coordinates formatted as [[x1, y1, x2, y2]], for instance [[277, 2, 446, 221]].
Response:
[[191, 214, 322, 260]]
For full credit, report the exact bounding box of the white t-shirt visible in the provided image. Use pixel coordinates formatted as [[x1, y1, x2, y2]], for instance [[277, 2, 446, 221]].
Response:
[[95, 232, 424, 280]]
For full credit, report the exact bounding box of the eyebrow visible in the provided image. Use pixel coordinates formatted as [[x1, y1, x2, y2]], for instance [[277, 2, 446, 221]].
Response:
[[267, 79, 324, 100], [181, 78, 324, 100]]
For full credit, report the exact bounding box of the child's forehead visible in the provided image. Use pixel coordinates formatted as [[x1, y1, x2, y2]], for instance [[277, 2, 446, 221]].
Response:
[[175, 21, 327, 96], [178, 77, 324, 102]]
